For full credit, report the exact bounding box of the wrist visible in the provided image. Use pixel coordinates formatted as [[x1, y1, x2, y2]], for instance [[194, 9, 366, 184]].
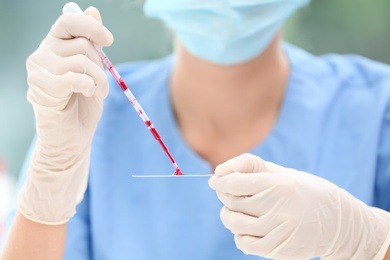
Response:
[[323, 195, 390, 260], [32, 142, 92, 174], [371, 208, 390, 260], [18, 150, 91, 224]]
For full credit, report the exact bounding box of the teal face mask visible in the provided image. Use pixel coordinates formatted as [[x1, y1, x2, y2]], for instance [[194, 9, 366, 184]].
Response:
[[144, 0, 310, 65]]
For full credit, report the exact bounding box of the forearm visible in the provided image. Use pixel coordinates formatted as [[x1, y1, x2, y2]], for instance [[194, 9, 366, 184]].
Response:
[[1, 211, 67, 260], [385, 246, 390, 260]]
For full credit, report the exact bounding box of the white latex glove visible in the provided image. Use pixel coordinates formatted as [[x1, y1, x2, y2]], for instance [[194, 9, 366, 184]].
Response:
[[209, 153, 390, 259], [18, 7, 113, 225]]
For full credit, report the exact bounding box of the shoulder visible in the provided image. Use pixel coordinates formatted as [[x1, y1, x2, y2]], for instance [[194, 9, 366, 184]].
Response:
[[285, 43, 390, 116], [285, 43, 390, 88]]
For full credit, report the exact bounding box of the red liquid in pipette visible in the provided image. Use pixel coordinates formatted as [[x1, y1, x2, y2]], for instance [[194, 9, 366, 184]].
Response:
[[146, 120, 183, 176], [109, 68, 183, 175]]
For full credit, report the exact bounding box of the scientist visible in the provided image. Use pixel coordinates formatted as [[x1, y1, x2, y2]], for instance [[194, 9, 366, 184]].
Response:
[[2, 0, 390, 259]]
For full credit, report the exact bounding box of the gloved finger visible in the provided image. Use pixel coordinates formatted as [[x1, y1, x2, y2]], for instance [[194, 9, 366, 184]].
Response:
[[59, 55, 107, 98], [215, 187, 281, 216], [27, 54, 107, 102], [64, 57, 108, 100], [27, 72, 94, 109], [262, 160, 291, 174], [50, 13, 113, 47], [209, 170, 285, 196], [65, 73, 99, 97], [45, 36, 103, 69], [234, 222, 294, 259], [28, 50, 107, 98], [220, 206, 277, 237], [214, 153, 266, 175]]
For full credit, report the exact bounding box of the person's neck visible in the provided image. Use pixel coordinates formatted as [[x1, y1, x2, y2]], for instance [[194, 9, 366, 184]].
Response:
[[169, 34, 290, 166]]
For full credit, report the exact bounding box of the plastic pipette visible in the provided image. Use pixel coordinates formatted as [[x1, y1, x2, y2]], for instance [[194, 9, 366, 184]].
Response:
[[63, 2, 183, 176]]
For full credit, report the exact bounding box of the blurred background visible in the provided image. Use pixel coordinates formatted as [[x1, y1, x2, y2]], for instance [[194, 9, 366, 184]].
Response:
[[0, 0, 389, 235]]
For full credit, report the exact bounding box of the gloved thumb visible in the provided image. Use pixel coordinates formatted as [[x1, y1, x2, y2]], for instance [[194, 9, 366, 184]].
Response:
[[85, 6, 103, 23], [214, 153, 266, 175]]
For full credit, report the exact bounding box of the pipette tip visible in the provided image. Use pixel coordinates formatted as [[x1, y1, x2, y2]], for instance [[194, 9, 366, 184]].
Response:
[[174, 168, 183, 175]]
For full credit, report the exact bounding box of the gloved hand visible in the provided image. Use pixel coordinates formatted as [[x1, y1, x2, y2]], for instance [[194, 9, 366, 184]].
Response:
[[209, 153, 390, 259], [18, 7, 113, 225]]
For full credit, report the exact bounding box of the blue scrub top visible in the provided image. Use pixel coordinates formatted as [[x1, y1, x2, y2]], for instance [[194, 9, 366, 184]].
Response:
[[7, 44, 390, 259]]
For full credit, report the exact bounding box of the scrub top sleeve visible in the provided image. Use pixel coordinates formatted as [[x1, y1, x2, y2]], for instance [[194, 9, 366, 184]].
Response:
[[64, 185, 92, 260], [374, 100, 390, 212]]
